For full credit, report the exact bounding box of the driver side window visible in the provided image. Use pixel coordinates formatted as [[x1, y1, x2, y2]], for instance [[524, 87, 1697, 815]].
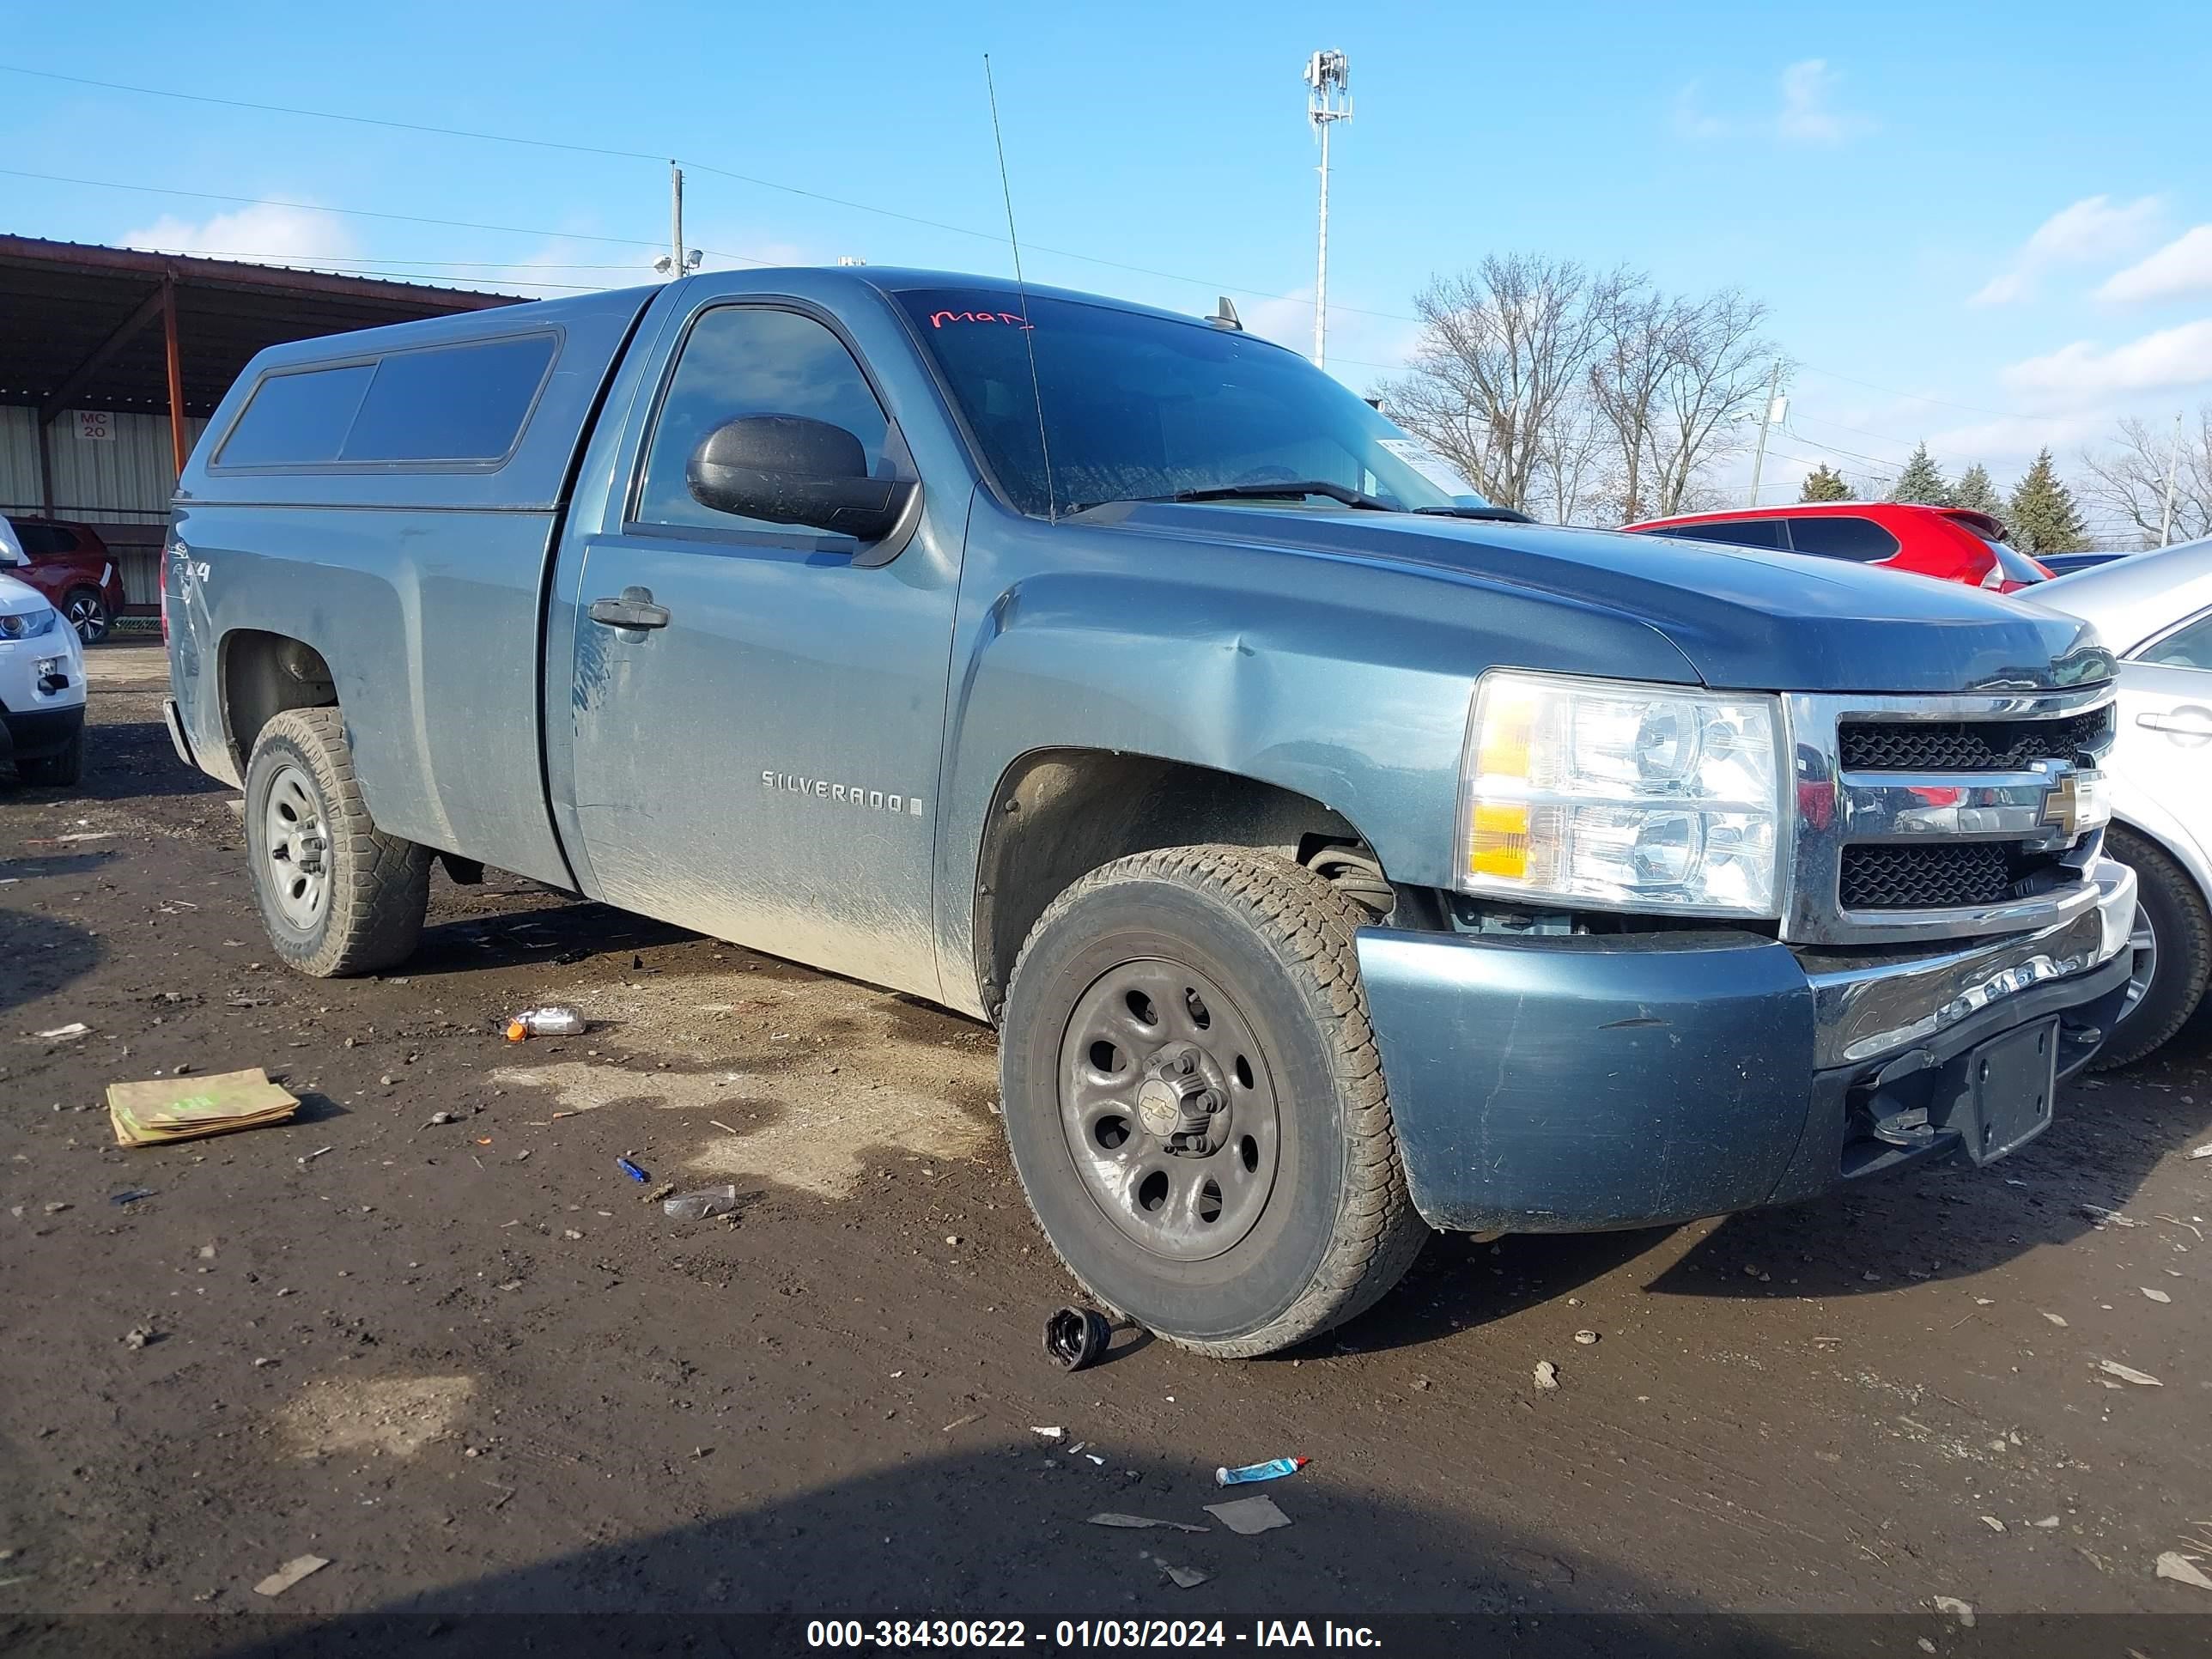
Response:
[[634, 306, 894, 535]]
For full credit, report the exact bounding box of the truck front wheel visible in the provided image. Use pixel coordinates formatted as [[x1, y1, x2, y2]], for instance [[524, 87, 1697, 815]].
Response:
[[1000, 845, 1428, 1358], [242, 708, 432, 977]]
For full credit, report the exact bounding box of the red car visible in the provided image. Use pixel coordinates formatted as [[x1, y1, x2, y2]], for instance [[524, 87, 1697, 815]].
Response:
[[1620, 502, 2052, 594], [1, 515, 125, 643]]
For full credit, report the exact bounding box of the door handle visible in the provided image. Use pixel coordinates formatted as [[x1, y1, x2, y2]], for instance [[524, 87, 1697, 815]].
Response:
[[2136, 709, 2212, 738], [588, 586, 670, 630]]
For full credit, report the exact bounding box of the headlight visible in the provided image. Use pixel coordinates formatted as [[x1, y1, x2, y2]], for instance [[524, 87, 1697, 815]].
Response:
[[1457, 671, 1787, 916], [0, 606, 58, 640]]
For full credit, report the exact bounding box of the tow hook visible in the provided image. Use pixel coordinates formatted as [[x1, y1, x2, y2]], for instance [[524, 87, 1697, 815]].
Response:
[[1865, 1047, 1941, 1149]]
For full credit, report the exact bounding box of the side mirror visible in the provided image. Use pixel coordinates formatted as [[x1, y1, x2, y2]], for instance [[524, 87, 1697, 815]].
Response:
[[685, 415, 916, 542]]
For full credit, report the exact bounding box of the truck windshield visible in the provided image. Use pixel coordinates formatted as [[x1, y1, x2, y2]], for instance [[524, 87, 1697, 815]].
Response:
[[894, 289, 1481, 519]]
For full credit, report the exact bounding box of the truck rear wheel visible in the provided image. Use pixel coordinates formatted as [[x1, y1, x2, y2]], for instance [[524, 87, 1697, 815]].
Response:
[[242, 707, 432, 977], [2093, 825, 2212, 1071], [999, 845, 1427, 1358]]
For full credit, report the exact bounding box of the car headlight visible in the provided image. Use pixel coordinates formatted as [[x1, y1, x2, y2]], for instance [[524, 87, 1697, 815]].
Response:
[[1457, 671, 1787, 917], [0, 606, 58, 640]]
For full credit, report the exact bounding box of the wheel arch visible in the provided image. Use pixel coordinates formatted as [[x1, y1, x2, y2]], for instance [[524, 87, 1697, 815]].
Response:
[[969, 746, 1404, 1024], [2110, 807, 2212, 910], [219, 629, 337, 780]]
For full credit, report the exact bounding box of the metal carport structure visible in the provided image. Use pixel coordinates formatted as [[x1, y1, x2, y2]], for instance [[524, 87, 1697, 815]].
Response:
[[0, 236, 520, 611]]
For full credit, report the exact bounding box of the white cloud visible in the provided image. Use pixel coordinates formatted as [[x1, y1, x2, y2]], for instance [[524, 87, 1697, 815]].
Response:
[[120, 202, 359, 267], [1674, 60, 1867, 146], [2099, 224, 2212, 305], [1669, 82, 1729, 141], [1924, 410, 2109, 468], [2002, 318, 2212, 401], [1969, 194, 2163, 305], [1776, 59, 1862, 145], [1969, 271, 2027, 307]]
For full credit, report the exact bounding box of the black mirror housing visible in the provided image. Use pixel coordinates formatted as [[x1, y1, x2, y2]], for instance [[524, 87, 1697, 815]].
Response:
[[684, 415, 915, 543]]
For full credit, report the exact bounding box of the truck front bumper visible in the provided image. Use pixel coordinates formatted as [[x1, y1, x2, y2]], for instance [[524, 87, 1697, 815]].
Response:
[[1357, 859, 2137, 1235]]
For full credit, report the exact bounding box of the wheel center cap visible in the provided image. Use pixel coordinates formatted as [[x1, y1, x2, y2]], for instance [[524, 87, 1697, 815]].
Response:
[[1136, 1079, 1182, 1139]]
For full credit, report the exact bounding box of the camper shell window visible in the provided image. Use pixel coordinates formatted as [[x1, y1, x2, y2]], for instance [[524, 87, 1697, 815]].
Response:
[[215, 332, 558, 470]]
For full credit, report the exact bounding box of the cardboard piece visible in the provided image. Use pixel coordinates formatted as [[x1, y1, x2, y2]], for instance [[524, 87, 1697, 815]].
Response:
[[109, 1068, 299, 1147]]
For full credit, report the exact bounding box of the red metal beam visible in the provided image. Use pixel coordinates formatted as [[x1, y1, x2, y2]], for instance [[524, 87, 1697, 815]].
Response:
[[161, 277, 187, 480]]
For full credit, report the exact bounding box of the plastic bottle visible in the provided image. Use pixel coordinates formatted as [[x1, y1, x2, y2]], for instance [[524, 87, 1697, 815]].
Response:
[[662, 1184, 742, 1222], [505, 1005, 586, 1040]]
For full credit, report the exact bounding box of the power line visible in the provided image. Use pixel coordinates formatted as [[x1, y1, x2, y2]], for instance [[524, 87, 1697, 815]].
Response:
[[0, 167, 775, 269], [1794, 362, 2064, 425], [130, 245, 652, 272], [0, 62, 1425, 324]]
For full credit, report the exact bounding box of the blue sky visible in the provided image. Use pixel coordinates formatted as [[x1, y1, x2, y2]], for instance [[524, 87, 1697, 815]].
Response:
[[4, 0, 2209, 502]]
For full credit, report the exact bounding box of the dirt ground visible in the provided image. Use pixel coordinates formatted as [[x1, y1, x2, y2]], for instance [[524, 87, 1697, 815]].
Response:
[[3, 652, 2210, 1653]]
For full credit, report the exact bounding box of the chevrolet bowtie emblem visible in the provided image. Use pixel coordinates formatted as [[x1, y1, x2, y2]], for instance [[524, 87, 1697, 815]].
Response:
[[2041, 769, 2081, 840]]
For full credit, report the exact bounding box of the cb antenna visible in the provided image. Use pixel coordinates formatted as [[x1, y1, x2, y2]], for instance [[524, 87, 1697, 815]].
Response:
[[984, 53, 1058, 524]]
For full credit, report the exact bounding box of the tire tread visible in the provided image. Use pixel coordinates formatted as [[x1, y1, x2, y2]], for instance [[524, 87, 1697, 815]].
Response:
[[247, 707, 430, 977], [1009, 844, 1427, 1358]]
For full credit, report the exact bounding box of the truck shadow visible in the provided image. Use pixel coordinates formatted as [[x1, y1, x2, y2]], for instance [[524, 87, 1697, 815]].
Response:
[[168, 1449, 1768, 1658], [69, 717, 227, 801], [0, 908, 103, 1014], [407, 894, 696, 976], [1645, 1048, 2212, 1301], [1331, 1228, 1678, 1357]]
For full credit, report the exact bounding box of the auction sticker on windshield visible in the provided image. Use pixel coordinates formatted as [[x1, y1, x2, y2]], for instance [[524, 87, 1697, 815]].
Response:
[[1377, 437, 1476, 498]]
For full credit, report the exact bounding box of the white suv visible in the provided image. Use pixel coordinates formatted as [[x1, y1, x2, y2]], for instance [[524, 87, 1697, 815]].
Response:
[[0, 568, 87, 785]]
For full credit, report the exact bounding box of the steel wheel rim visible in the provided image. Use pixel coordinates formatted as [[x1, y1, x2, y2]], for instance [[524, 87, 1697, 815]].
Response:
[[67, 595, 105, 642], [2118, 902, 2159, 1023], [1056, 956, 1281, 1262], [263, 762, 331, 930]]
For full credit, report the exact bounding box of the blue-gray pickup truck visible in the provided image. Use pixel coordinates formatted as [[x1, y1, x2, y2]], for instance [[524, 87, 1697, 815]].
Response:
[[162, 268, 2138, 1355]]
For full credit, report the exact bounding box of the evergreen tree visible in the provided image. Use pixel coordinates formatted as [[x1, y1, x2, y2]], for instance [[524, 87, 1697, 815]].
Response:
[[1799, 464, 1853, 501], [1949, 462, 2003, 518], [2007, 449, 2090, 554], [1887, 442, 1951, 506]]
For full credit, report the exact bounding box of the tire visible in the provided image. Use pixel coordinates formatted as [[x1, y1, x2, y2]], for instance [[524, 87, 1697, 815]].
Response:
[[17, 726, 83, 787], [242, 707, 431, 977], [61, 586, 108, 647], [2093, 824, 2212, 1072], [999, 845, 1428, 1358]]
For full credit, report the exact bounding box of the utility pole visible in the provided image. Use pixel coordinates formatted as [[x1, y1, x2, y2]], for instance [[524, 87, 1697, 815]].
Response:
[[653, 161, 702, 279], [2160, 408, 2183, 547], [670, 161, 684, 278], [1745, 362, 1784, 507], [1304, 51, 1351, 370]]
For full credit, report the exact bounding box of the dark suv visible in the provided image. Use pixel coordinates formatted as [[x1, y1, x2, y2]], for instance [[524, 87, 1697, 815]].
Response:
[[2, 516, 125, 644]]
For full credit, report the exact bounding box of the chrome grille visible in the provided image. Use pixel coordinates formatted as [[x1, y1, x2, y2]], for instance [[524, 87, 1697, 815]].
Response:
[[1783, 686, 2115, 946]]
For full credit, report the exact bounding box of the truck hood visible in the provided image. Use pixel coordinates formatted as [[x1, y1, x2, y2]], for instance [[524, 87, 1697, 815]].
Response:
[[1105, 504, 2113, 694]]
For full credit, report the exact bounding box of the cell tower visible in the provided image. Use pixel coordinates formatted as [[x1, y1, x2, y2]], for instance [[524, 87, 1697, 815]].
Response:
[[1304, 50, 1352, 369]]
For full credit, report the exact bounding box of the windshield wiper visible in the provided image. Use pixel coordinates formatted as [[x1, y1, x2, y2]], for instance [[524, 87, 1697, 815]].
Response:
[[1065, 480, 1407, 515], [1169, 480, 1401, 511], [1412, 503, 1535, 524]]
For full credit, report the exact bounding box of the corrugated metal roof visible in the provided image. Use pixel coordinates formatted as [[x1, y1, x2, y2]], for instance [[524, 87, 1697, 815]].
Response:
[[0, 234, 525, 417]]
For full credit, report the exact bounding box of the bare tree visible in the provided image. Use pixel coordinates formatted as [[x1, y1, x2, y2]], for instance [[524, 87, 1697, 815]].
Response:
[[1529, 399, 1616, 526], [1377, 256, 1618, 514], [1585, 283, 1682, 522], [1642, 289, 1782, 518], [2078, 410, 2212, 546], [1382, 258, 1779, 525]]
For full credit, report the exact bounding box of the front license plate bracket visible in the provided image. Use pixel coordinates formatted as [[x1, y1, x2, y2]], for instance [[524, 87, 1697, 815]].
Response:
[[1948, 1016, 2060, 1165]]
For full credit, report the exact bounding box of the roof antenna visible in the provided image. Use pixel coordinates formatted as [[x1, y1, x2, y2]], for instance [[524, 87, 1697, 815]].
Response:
[[984, 54, 1058, 524]]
